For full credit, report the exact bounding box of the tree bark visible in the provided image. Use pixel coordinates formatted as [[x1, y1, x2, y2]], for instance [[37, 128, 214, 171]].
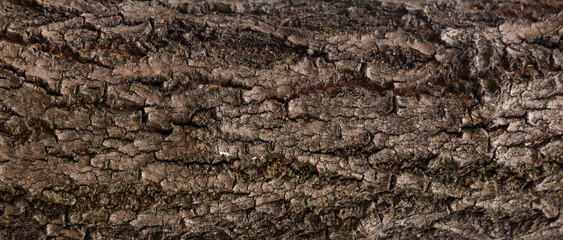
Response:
[[0, 0, 562, 239]]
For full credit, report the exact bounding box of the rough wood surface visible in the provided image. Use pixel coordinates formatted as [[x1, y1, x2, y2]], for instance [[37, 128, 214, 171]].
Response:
[[0, 0, 562, 239]]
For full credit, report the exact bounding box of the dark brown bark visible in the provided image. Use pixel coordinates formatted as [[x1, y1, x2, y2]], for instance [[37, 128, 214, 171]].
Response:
[[0, 0, 562, 239]]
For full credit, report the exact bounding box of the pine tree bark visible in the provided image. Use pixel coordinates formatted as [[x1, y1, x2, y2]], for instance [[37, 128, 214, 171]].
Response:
[[0, 0, 562, 239]]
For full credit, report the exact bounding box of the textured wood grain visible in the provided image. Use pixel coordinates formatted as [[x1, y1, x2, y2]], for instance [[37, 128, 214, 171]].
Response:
[[0, 0, 561, 239]]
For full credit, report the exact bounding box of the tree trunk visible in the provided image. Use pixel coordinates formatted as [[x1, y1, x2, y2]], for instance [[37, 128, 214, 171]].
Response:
[[0, 0, 561, 239]]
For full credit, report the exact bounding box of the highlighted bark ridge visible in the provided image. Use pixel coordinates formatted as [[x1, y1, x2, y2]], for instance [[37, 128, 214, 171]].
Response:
[[0, 0, 562, 239]]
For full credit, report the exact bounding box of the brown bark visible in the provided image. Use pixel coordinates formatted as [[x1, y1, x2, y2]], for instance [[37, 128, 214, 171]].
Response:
[[0, 0, 562, 239]]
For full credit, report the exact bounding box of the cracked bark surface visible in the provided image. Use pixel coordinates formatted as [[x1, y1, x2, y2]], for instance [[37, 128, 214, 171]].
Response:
[[0, 0, 562, 239]]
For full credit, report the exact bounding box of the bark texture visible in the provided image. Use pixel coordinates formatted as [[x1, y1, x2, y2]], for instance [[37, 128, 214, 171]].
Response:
[[0, 0, 562, 239]]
